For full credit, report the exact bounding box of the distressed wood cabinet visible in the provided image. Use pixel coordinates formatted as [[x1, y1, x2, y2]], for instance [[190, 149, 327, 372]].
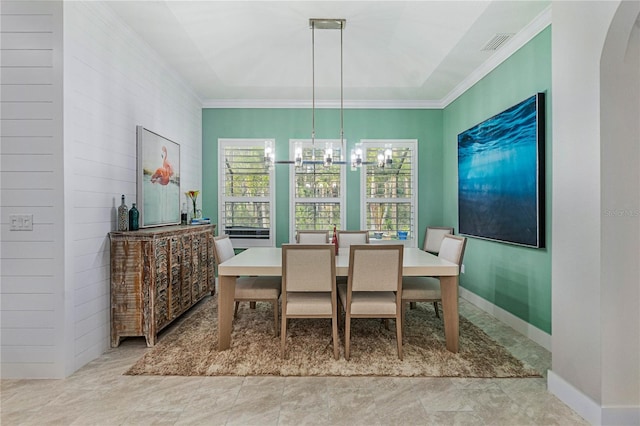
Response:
[[109, 225, 215, 347]]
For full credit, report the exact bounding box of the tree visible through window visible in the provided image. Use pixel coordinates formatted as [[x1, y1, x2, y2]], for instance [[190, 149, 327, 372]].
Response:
[[219, 139, 275, 247], [361, 140, 417, 241], [290, 140, 345, 240]]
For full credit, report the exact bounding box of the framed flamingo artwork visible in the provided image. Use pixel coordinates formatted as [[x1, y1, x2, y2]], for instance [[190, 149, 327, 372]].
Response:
[[136, 126, 181, 228]]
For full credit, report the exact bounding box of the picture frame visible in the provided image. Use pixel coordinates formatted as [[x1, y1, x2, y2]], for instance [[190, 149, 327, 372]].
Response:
[[457, 93, 545, 248], [136, 126, 181, 228]]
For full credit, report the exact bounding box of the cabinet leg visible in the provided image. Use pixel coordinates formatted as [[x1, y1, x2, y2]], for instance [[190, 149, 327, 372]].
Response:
[[111, 335, 121, 348], [145, 334, 156, 347]]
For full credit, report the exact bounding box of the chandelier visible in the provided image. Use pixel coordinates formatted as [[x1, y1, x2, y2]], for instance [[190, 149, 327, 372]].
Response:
[[264, 18, 392, 170]]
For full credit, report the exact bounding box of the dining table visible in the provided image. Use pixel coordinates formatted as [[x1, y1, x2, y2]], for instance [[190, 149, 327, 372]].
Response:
[[216, 246, 461, 352]]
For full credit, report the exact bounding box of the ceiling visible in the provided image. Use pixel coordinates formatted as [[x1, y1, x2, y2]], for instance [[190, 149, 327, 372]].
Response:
[[108, 1, 551, 107]]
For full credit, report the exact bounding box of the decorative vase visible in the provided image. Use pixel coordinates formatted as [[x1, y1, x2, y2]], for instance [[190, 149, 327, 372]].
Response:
[[192, 199, 198, 219], [117, 195, 128, 231], [185, 190, 200, 222], [129, 203, 139, 231]]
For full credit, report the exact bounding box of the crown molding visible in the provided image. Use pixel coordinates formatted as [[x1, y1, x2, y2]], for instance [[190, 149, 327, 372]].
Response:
[[201, 98, 442, 109], [201, 5, 551, 111], [440, 5, 551, 108]]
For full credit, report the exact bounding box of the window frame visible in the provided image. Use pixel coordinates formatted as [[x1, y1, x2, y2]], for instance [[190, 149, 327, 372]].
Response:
[[218, 138, 276, 248], [359, 139, 418, 247], [289, 139, 347, 242]]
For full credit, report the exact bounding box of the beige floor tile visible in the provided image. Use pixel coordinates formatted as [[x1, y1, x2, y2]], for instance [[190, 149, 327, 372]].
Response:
[[0, 298, 590, 426]]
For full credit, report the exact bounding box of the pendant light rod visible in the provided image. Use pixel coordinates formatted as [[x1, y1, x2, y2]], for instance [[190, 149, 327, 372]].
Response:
[[309, 18, 346, 148], [340, 20, 344, 151], [311, 19, 315, 145]]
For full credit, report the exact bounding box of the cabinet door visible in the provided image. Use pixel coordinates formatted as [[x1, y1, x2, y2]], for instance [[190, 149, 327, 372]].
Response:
[[206, 231, 215, 296], [181, 235, 193, 310], [191, 232, 204, 300], [168, 235, 182, 320], [154, 238, 171, 330]]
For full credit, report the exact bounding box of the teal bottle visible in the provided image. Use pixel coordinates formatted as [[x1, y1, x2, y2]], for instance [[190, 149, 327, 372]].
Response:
[[129, 203, 139, 231]]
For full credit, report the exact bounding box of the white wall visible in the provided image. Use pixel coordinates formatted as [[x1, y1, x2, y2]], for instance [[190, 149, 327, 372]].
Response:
[[1, 1, 67, 378], [0, 0, 203, 378], [550, 1, 640, 424], [63, 1, 203, 372], [599, 0, 640, 416]]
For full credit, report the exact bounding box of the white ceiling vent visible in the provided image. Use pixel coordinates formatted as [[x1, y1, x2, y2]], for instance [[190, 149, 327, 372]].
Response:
[[481, 33, 514, 51]]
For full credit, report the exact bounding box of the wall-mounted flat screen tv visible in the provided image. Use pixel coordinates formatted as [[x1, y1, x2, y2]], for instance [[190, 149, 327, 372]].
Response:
[[458, 93, 545, 248]]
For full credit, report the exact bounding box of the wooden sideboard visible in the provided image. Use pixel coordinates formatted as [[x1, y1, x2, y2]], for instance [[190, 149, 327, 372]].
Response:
[[109, 224, 215, 347]]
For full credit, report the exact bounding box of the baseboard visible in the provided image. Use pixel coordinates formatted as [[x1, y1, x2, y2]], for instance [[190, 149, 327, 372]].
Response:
[[547, 370, 640, 426], [459, 287, 551, 351], [602, 406, 640, 426], [547, 370, 601, 424]]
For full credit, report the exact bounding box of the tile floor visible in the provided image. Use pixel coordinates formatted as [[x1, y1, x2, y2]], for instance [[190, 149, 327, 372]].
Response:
[[1, 298, 588, 425]]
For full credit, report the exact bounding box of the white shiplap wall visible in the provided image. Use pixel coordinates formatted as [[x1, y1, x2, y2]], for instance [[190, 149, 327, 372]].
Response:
[[1, 1, 67, 378], [1, 1, 203, 378], [64, 2, 202, 372]]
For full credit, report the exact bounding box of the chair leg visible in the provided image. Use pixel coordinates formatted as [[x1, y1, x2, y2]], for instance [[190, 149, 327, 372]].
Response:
[[382, 319, 390, 330], [433, 301, 440, 318], [250, 301, 256, 309], [273, 300, 279, 337], [345, 315, 351, 361], [395, 315, 403, 360], [401, 302, 406, 339], [234, 301, 240, 318], [332, 315, 339, 360], [280, 317, 287, 359]]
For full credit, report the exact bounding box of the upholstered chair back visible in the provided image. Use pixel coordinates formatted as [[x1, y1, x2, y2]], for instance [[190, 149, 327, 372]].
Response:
[[282, 244, 335, 292], [213, 234, 235, 264], [349, 245, 403, 292], [423, 226, 454, 254], [438, 234, 467, 269], [296, 230, 329, 244], [337, 230, 369, 250]]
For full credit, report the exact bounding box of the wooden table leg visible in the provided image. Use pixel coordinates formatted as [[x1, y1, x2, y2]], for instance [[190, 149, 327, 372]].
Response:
[[440, 275, 459, 353], [218, 275, 236, 350]]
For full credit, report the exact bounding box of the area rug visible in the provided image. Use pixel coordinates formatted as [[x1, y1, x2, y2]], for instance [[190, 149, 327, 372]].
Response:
[[126, 297, 540, 378]]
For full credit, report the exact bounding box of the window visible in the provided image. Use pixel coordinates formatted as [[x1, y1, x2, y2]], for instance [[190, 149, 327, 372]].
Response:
[[360, 139, 418, 245], [290, 139, 346, 240], [218, 139, 275, 247]]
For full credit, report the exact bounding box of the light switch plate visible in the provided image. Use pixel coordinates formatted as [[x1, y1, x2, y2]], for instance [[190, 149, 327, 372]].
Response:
[[9, 214, 33, 231]]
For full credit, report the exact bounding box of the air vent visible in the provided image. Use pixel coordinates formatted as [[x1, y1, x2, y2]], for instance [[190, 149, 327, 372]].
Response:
[[481, 33, 514, 51]]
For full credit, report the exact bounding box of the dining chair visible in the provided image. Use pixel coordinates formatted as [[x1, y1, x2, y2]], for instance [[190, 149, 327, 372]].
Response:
[[296, 230, 329, 244], [336, 230, 369, 251], [423, 226, 455, 255], [281, 244, 339, 359], [402, 234, 466, 323], [338, 244, 404, 360], [212, 235, 281, 336], [409, 226, 455, 313]]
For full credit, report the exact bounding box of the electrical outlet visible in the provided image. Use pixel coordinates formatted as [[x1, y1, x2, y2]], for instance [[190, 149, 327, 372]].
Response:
[[461, 264, 465, 274], [9, 214, 34, 231]]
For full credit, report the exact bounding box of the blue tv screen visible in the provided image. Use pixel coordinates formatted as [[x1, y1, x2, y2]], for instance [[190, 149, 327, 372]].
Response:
[[458, 93, 545, 248]]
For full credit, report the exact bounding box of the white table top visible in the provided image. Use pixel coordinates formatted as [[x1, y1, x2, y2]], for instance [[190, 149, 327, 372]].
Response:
[[218, 247, 459, 277]]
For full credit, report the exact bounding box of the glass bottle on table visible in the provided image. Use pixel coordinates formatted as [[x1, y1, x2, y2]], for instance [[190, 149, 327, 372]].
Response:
[[181, 203, 188, 225], [117, 194, 128, 231], [128, 203, 139, 231], [333, 225, 339, 255]]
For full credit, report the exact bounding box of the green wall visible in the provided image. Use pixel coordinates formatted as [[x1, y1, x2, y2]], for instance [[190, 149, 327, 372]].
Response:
[[443, 27, 552, 333], [202, 108, 444, 248], [202, 26, 552, 334]]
